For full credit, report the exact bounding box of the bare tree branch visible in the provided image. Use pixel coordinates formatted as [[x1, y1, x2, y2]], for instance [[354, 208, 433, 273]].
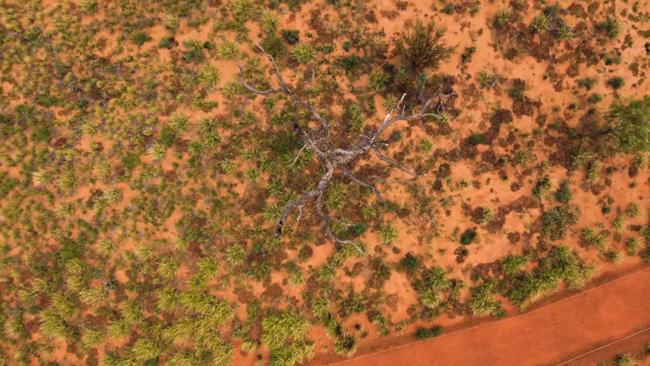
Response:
[[341, 169, 383, 202], [237, 65, 279, 95], [372, 146, 417, 177], [239, 45, 456, 254]]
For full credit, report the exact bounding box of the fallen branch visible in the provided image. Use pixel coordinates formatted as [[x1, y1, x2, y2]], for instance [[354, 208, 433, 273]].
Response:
[[239, 45, 455, 254]]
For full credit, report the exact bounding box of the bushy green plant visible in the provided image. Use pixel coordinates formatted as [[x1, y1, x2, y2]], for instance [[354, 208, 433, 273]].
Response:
[[530, 14, 550, 33], [333, 334, 357, 357], [230, 0, 255, 22], [414, 267, 450, 309], [460, 228, 477, 245], [262, 311, 313, 365], [291, 44, 315, 64], [262, 311, 310, 349], [469, 282, 503, 316], [182, 40, 205, 63], [132, 32, 151, 46], [509, 246, 592, 307], [581, 227, 608, 250], [80, 0, 98, 13], [477, 71, 498, 88], [493, 9, 512, 28], [467, 133, 488, 145], [614, 353, 633, 366], [502, 255, 527, 277], [541, 206, 579, 240], [218, 41, 239, 59], [260, 10, 278, 33], [554, 180, 572, 203], [596, 18, 620, 38], [414, 325, 442, 339], [533, 176, 551, 197], [577, 77, 596, 90], [398, 253, 420, 276], [626, 238, 639, 256], [588, 93, 603, 104], [379, 224, 398, 245], [610, 96, 650, 153], [625, 203, 640, 217], [261, 33, 285, 57], [342, 103, 364, 131], [607, 77, 625, 90], [282, 30, 300, 45], [395, 20, 452, 73]]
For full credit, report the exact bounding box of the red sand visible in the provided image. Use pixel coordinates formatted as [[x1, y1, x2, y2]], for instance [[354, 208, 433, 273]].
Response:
[[322, 267, 650, 366]]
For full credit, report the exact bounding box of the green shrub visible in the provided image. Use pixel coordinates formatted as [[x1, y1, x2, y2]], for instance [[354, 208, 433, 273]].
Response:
[[230, 0, 255, 22], [379, 225, 398, 245], [342, 103, 364, 131], [414, 267, 450, 309], [333, 334, 357, 357], [282, 30, 300, 45], [509, 246, 592, 306], [467, 133, 488, 145], [415, 325, 442, 339], [269, 342, 314, 366], [261, 10, 278, 33], [541, 206, 579, 240], [610, 96, 650, 153], [581, 227, 608, 250], [398, 253, 420, 276], [625, 203, 640, 217], [262, 310, 310, 348], [577, 77, 596, 90], [460, 228, 477, 245], [596, 18, 620, 38], [218, 41, 239, 59], [493, 9, 512, 28], [292, 44, 315, 64], [501, 255, 527, 277], [477, 71, 498, 88], [614, 353, 633, 366], [80, 0, 98, 13], [588, 93, 603, 104], [159, 36, 176, 49], [533, 176, 551, 197], [261, 34, 285, 58], [530, 15, 550, 33], [508, 80, 526, 101], [626, 238, 639, 256], [395, 20, 452, 73], [607, 77, 625, 90], [461, 46, 476, 63], [182, 40, 205, 63], [469, 282, 503, 316], [132, 32, 151, 46], [369, 70, 389, 91], [553, 180, 572, 203]]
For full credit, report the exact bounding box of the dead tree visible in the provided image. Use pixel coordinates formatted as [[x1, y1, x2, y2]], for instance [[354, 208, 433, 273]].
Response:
[[239, 45, 456, 254]]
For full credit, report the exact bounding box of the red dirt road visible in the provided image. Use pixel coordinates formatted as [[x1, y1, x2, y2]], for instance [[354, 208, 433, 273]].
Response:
[[329, 267, 650, 366]]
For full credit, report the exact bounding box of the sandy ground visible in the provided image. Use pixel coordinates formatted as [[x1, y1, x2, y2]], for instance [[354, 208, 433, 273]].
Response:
[[558, 328, 650, 366], [1, 0, 649, 364], [320, 267, 650, 366]]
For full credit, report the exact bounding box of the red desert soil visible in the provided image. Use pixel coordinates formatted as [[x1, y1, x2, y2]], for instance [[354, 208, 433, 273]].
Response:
[[558, 328, 650, 366], [322, 267, 650, 366]]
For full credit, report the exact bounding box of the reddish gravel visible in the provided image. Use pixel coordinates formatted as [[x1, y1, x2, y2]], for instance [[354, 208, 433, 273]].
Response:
[[327, 267, 650, 366]]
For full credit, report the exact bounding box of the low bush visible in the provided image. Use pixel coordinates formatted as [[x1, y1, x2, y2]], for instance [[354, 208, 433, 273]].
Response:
[[415, 325, 443, 339], [460, 228, 477, 245], [553, 180, 572, 203], [541, 206, 579, 240]]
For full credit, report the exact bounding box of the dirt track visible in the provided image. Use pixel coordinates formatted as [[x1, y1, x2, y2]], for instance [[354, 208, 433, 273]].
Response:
[[328, 267, 650, 366]]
